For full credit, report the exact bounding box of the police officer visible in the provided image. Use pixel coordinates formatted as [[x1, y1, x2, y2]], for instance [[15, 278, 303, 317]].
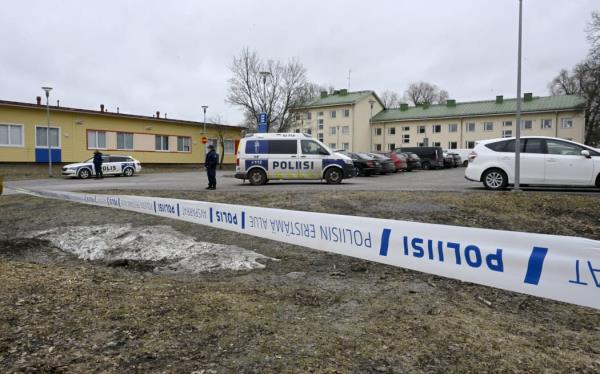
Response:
[[93, 150, 103, 179], [204, 144, 219, 190]]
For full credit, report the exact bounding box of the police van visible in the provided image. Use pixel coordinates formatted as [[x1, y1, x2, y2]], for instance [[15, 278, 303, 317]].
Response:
[[235, 133, 355, 185]]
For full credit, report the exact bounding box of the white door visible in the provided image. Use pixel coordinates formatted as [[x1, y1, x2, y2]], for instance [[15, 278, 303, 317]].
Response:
[[299, 139, 325, 179], [496, 139, 545, 184], [267, 139, 299, 180], [544, 139, 594, 185]]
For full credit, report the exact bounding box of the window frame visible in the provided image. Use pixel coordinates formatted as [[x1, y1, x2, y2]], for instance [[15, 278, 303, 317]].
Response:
[[177, 136, 191, 152], [330, 110, 337, 118], [87, 130, 107, 150], [448, 141, 458, 149], [117, 132, 134, 150], [0, 123, 25, 148], [155, 134, 169, 151], [375, 128, 382, 136], [35, 125, 61, 148], [388, 127, 396, 135], [402, 134, 410, 144], [341, 126, 350, 135], [483, 122, 494, 132], [560, 118, 574, 129], [541, 119, 553, 129], [466, 123, 476, 132], [343, 109, 350, 117], [432, 124, 441, 133], [448, 123, 458, 133], [417, 125, 426, 134], [223, 139, 235, 154]]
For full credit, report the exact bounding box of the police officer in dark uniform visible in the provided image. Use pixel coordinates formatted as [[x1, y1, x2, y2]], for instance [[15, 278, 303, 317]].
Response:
[[204, 144, 219, 190], [93, 150, 103, 179]]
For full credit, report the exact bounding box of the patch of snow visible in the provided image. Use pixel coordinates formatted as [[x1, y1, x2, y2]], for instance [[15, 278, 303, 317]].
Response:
[[26, 224, 275, 273]]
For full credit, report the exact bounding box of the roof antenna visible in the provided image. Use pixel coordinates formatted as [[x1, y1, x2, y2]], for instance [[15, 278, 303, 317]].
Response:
[[347, 69, 352, 90]]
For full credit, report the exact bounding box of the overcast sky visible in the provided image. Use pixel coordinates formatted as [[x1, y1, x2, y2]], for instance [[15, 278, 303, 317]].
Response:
[[1, 0, 597, 125]]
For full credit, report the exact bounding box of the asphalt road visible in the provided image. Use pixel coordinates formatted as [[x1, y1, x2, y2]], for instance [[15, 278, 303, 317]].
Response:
[[4, 167, 600, 195]]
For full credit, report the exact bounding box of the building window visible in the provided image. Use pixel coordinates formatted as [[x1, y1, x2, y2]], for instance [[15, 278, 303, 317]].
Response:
[[87, 130, 106, 149], [343, 109, 350, 117], [417, 125, 426, 134], [388, 143, 396, 151], [403, 126, 410, 132], [207, 138, 218, 152], [432, 124, 441, 133], [502, 130, 512, 138], [329, 143, 336, 149], [318, 133, 324, 142], [306, 128, 312, 135], [466, 122, 476, 132], [0, 124, 24, 147], [294, 113, 301, 121], [375, 128, 382, 136], [36, 126, 60, 148], [317, 119, 324, 125], [388, 127, 396, 135], [560, 118, 573, 129], [223, 140, 235, 154], [541, 119, 553, 129], [342, 126, 350, 135], [448, 123, 457, 133], [330, 110, 336, 118], [402, 134, 410, 144], [466, 141, 475, 149], [483, 122, 494, 132], [305, 112, 312, 120], [318, 123, 324, 130], [117, 132, 133, 150], [342, 142, 349, 150], [318, 111, 324, 117], [417, 142, 425, 147], [329, 127, 337, 135], [177, 136, 191, 152], [155, 135, 169, 151], [448, 141, 458, 149], [433, 142, 441, 147], [294, 129, 300, 133], [503, 121, 512, 127], [520, 120, 532, 129]]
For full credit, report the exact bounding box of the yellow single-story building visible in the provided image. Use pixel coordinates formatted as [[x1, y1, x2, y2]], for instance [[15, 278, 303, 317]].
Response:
[[0, 98, 245, 164]]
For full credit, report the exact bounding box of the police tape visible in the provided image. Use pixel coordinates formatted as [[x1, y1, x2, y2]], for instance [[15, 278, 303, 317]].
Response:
[[11, 187, 600, 310]]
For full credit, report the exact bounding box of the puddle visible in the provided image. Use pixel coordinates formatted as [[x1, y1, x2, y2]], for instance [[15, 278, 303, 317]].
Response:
[[24, 224, 275, 274]]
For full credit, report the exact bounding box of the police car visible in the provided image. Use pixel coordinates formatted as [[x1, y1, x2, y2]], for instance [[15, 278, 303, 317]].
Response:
[[61, 155, 142, 179], [235, 133, 355, 185]]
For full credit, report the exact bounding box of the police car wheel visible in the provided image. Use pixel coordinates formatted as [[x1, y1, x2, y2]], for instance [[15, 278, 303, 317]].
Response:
[[123, 167, 134, 177], [324, 168, 342, 184], [78, 168, 91, 179], [248, 169, 267, 185]]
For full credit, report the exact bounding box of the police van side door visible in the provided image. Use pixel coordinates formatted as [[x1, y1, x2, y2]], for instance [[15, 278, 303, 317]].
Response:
[[300, 139, 325, 179], [268, 139, 299, 179]]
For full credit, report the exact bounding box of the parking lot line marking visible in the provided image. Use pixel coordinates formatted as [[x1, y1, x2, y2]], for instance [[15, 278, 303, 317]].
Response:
[[524, 246, 548, 285], [379, 228, 391, 256]]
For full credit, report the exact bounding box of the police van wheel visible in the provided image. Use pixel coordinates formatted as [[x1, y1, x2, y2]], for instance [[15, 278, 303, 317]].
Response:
[[324, 168, 343, 184], [123, 167, 134, 177], [78, 168, 91, 179], [248, 169, 267, 185]]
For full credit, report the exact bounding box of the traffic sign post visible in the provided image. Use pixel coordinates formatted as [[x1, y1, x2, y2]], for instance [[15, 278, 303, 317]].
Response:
[[201, 136, 208, 144], [258, 112, 267, 133]]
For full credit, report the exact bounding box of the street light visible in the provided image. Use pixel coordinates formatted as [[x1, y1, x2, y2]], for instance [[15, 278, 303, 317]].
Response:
[[368, 99, 375, 152], [514, 0, 523, 191], [41, 86, 53, 177], [201, 105, 208, 134]]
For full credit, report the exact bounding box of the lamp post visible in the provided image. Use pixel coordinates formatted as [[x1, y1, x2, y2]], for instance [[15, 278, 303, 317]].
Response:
[[41, 86, 53, 177], [368, 99, 375, 152], [514, 0, 523, 191], [201, 105, 208, 134]]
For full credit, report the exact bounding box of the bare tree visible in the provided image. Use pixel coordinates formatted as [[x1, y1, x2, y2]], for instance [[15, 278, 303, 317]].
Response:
[[403, 82, 449, 106], [380, 90, 400, 108], [226, 48, 312, 132], [549, 12, 600, 146], [208, 115, 227, 169]]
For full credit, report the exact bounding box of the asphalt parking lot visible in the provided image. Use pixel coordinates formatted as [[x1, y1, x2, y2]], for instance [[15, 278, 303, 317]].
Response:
[[4, 167, 600, 195]]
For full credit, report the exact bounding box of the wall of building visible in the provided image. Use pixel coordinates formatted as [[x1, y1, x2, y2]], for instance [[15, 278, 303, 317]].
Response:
[[353, 95, 384, 152], [0, 105, 242, 163], [372, 110, 585, 150]]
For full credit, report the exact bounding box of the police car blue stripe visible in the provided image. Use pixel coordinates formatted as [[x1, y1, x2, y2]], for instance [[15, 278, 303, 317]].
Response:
[[524, 246, 548, 285], [379, 229, 392, 256], [153, 201, 157, 213], [209, 207, 213, 223], [241, 211, 245, 229]]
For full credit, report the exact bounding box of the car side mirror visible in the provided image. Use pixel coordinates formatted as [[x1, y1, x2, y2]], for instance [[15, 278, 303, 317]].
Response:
[[581, 150, 591, 158]]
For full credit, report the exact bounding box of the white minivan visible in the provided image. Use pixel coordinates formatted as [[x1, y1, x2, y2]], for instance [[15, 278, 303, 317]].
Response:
[[235, 133, 355, 185], [465, 136, 600, 189]]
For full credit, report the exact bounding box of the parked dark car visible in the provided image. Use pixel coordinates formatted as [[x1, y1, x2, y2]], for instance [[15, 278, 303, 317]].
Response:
[[382, 152, 407, 172], [399, 152, 421, 171], [449, 152, 462, 167], [442, 151, 454, 168], [336, 151, 382, 176], [395, 146, 444, 170], [368, 153, 395, 174]]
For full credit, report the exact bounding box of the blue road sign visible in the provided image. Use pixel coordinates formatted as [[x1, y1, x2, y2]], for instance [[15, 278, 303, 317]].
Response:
[[258, 112, 267, 133]]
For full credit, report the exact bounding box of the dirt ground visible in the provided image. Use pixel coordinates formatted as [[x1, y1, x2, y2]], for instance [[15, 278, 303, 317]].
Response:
[[1, 190, 600, 373]]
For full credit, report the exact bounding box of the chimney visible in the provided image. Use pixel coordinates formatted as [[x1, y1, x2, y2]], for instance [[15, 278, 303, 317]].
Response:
[[446, 99, 456, 107], [156, 111, 160, 118], [100, 104, 105, 112], [57, 100, 60, 107], [523, 92, 533, 102], [496, 95, 503, 104], [164, 113, 167, 119], [117, 107, 120, 114], [320, 91, 328, 98], [36, 96, 42, 105], [400, 103, 409, 111]]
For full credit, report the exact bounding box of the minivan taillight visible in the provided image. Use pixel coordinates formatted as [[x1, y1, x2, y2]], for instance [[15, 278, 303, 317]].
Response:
[[468, 151, 477, 163], [236, 156, 239, 166]]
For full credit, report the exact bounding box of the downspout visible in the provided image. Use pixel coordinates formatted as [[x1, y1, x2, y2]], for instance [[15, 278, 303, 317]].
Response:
[[352, 103, 356, 152], [460, 117, 464, 149], [383, 123, 387, 151], [555, 111, 559, 138]]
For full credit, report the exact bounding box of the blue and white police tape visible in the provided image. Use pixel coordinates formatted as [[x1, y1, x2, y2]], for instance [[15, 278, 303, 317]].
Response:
[[13, 188, 600, 310]]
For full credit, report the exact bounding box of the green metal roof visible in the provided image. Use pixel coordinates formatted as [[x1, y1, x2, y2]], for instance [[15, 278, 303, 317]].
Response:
[[294, 90, 377, 109], [371, 95, 586, 123]]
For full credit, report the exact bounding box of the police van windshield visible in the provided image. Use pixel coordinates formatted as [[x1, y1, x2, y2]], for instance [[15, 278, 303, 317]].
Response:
[[301, 140, 329, 155]]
